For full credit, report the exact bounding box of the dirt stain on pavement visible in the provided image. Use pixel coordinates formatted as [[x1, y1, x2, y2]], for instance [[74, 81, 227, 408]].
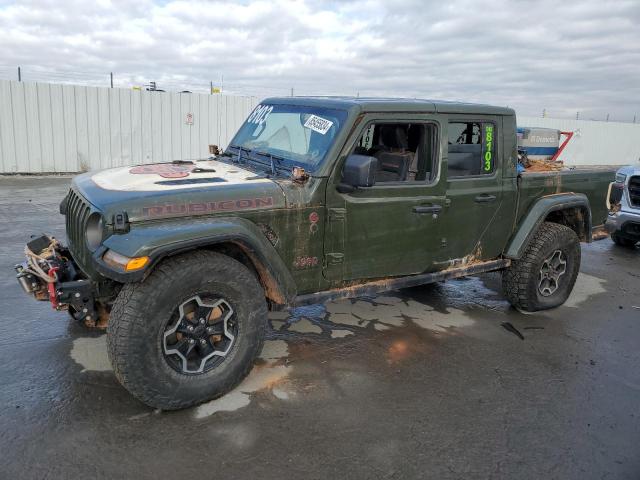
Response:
[[288, 318, 322, 334], [409, 307, 474, 332], [563, 273, 607, 308], [194, 339, 292, 419], [69, 282, 484, 418], [331, 329, 354, 338], [70, 336, 110, 372], [324, 296, 475, 333], [384, 334, 433, 365]]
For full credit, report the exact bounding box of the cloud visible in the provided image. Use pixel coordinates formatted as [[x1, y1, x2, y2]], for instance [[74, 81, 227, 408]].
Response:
[[0, 0, 638, 120]]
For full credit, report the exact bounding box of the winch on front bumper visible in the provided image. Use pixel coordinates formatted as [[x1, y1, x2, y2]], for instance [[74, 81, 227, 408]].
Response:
[[15, 235, 110, 328]]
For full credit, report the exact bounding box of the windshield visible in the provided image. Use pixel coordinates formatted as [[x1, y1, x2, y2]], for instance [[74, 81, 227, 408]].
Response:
[[228, 103, 348, 172]]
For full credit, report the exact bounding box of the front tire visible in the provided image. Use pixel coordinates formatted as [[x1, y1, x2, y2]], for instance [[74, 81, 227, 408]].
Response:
[[107, 251, 267, 410], [502, 222, 581, 312]]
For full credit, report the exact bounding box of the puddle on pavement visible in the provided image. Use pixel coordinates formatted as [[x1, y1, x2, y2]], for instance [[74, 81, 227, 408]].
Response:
[[270, 320, 285, 330], [68, 333, 296, 418], [324, 295, 475, 334], [411, 275, 510, 313], [331, 329, 353, 338], [385, 334, 432, 364], [68, 276, 510, 417], [259, 339, 289, 360], [563, 273, 607, 308], [409, 307, 475, 332], [196, 288, 484, 418], [70, 336, 111, 372], [288, 318, 322, 334], [194, 339, 292, 418]]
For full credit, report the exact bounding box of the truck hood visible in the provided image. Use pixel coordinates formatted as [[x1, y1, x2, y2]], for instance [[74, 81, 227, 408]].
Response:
[[73, 159, 286, 223]]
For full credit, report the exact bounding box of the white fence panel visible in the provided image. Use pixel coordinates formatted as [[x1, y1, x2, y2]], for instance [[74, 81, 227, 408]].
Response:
[[0, 79, 258, 173], [4, 78, 639, 173], [12, 83, 29, 172], [518, 116, 640, 167], [0, 80, 16, 172]]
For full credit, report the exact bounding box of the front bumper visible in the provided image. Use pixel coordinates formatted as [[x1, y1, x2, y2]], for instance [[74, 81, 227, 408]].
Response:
[[605, 209, 640, 240], [15, 236, 107, 327]]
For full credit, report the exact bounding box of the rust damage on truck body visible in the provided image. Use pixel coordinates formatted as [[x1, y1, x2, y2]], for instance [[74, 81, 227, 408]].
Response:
[[545, 204, 590, 242], [294, 258, 510, 307], [436, 244, 485, 271], [242, 247, 287, 305]]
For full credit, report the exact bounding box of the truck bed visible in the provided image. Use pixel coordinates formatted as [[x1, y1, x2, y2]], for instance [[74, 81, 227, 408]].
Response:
[[518, 166, 617, 231]]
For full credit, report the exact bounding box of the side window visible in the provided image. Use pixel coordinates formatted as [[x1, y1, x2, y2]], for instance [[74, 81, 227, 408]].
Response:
[[352, 122, 438, 183], [447, 122, 496, 177]]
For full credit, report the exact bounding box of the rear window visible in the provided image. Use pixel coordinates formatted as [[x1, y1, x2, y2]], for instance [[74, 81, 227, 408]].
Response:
[[448, 122, 496, 177]]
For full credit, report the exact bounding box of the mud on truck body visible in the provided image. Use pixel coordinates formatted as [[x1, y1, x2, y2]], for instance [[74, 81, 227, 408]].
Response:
[[16, 97, 615, 410]]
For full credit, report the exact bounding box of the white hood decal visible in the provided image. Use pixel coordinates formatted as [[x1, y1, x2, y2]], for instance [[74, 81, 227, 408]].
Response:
[[92, 160, 272, 192]]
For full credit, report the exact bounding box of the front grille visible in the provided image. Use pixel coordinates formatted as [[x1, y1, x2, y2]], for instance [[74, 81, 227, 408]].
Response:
[[629, 176, 640, 208], [64, 188, 95, 276]]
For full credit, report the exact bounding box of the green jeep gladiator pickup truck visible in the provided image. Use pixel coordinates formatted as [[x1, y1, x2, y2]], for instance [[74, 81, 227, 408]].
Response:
[[16, 97, 614, 409]]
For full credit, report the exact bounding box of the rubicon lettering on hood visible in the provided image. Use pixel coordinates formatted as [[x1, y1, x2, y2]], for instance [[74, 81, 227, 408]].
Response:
[[142, 197, 274, 218]]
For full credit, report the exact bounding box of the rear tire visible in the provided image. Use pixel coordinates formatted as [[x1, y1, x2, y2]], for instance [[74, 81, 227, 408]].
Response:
[[107, 251, 267, 410], [502, 222, 581, 312], [611, 233, 637, 248]]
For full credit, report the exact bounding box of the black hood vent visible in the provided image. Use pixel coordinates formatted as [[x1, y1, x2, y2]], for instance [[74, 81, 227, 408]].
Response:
[[155, 177, 228, 186]]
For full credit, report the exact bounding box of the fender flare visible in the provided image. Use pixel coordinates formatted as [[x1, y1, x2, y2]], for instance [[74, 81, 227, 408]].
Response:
[[95, 216, 297, 304], [504, 193, 592, 260]]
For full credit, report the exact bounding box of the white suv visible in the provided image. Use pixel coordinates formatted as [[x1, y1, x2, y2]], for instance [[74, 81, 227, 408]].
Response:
[[606, 164, 640, 247]]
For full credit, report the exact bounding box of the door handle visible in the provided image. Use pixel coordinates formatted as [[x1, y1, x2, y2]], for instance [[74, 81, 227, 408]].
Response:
[[413, 204, 442, 214], [474, 194, 497, 203]]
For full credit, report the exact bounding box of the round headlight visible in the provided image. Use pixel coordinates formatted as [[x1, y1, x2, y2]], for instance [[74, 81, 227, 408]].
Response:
[[86, 213, 104, 252]]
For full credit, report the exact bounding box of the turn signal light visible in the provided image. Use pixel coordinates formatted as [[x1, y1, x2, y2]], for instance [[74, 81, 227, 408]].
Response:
[[103, 250, 150, 272], [125, 256, 150, 271]]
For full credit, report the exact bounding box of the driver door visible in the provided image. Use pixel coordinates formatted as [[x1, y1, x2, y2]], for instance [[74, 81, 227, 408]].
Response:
[[323, 114, 449, 282]]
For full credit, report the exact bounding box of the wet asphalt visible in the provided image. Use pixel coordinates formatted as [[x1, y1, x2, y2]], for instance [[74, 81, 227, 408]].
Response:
[[0, 176, 639, 480]]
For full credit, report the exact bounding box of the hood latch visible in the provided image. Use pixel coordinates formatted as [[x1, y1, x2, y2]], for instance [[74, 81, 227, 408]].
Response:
[[113, 212, 130, 233]]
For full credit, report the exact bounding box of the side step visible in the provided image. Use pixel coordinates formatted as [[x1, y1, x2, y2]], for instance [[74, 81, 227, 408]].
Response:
[[294, 258, 511, 306]]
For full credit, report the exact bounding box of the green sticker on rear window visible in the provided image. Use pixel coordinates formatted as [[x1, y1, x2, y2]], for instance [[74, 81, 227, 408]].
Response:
[[484, 125, 494, 172]]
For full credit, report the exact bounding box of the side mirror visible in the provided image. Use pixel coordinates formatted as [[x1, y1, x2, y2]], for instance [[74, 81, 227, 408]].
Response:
[[339, 154, 377, 192]]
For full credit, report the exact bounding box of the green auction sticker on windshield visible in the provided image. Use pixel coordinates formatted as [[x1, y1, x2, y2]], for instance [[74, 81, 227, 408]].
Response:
[[484, 124, 494, 172], [304, 115, 333, 135]]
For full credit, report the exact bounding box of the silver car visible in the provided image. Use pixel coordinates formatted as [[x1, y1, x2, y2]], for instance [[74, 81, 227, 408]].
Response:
[[605, 164, 640, 247]]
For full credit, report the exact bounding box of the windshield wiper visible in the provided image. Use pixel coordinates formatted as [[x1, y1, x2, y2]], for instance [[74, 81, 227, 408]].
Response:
[[223, 146, 289, 177], [253, 151, 288, 176], [225, 144, 251, 164]]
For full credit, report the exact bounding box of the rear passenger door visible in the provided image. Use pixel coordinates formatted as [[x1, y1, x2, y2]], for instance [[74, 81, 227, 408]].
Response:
[[441, 115, 511, 261]]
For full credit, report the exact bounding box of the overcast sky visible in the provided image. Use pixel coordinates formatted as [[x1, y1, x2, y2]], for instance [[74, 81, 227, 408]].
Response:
[[1, 0, 639, 120]]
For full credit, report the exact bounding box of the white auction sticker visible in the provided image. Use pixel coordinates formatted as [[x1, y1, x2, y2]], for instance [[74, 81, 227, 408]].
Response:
[[304, 115, 333, 135]]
